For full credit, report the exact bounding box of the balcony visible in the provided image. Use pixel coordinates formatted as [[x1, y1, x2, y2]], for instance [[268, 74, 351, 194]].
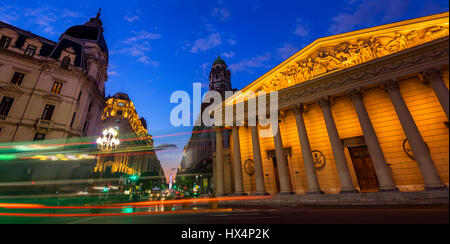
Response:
[[36, 119, 53, 129]]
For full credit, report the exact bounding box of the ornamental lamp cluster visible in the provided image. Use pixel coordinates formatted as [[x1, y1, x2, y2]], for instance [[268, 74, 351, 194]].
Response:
[[97, 128, 120, 151]]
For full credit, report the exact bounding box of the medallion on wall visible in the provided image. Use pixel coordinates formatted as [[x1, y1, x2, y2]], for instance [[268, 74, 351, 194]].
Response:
[[244, 159, 255, 176], [312, 150, 326, 169], [402, 138, 431, 161]]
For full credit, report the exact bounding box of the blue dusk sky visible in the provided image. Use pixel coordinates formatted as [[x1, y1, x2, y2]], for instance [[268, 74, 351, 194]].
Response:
[[1, 0, 449, 177]]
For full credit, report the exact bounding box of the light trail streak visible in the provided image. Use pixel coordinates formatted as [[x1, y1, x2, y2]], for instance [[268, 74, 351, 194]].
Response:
[[113, 196, 273, 207], [0, 208, 233, 218], [0, 196, 272, 209], [0, 128, 227, 150], [0, 175, 165, 187]]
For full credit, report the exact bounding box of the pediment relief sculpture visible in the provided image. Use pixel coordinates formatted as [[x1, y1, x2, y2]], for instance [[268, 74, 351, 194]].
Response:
[[260, 24, 449, 93]]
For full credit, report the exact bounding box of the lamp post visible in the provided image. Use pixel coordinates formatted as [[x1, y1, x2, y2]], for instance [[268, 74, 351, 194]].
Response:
[[97, 128, 120, 151]]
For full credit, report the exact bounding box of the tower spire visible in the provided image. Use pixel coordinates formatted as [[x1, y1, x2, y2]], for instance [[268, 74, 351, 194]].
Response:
[[97, 8, 102, 19]]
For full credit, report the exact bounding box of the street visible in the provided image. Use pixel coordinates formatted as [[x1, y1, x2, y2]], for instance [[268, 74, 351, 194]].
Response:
[[1, 205, 447, 224]]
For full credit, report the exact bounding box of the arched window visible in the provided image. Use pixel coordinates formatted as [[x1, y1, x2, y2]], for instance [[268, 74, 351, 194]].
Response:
[[61, 56, 71, 69]]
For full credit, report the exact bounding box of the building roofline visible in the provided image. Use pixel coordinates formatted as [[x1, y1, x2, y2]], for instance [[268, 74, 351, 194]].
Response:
[[0, 20, 57, 45]]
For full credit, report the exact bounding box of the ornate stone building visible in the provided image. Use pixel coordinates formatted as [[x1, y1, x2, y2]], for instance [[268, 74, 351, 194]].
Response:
[[94, 93, 165, 185], [0, 12, 110, 194], [0, 12, 107, 142], [214, 12, 449, 196]]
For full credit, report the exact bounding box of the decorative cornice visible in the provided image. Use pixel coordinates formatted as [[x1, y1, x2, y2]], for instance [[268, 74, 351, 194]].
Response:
[[0, 48, 42, 66], [42, 62, 84, 80]]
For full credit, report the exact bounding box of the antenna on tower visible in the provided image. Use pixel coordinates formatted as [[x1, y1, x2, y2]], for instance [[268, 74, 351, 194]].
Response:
[[97, 8, 102, 19]]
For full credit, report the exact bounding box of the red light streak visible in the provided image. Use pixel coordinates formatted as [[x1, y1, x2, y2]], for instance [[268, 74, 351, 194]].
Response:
[[0, 128, 227, 150], [0, 208, 233, 218], [0, 196, 272, 209]]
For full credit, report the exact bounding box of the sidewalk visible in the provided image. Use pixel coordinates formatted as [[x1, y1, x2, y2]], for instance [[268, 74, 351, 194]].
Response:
[[220, 189, 449, 207]]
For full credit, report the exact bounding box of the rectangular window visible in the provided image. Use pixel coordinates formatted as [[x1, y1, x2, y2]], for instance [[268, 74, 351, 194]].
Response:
[[70, 112, 76, 128], [0, 36, 12, 49], [51, 81, 63, 94], [83, 121, 89, 136], [10, 72, 25, 85], [24, 45, 37, 57], [41, 104, 55, 120], [33, 133, 46, 141], [0, 97, 14, 116]]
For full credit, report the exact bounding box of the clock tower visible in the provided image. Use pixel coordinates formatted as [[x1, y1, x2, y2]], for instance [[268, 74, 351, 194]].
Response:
[[209, 56, 232, 96]]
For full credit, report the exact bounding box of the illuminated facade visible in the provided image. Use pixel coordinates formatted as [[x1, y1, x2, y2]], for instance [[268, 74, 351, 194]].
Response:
[[0, 12, 108, 143], [214, 12, 449, 195], [0, 12, 109, 193], [95, 93, 165, 181]]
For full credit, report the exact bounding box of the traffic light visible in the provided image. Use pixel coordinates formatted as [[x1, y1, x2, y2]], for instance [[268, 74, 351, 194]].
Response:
[[130, 175, 139, 181]]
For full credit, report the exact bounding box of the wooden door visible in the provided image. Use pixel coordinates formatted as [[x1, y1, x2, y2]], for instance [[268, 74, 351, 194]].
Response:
[[349, 147, 379, 192], [272, 156, 292, 193]]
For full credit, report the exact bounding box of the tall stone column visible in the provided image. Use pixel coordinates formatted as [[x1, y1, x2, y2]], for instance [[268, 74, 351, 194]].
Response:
[[215, 128, 225, 196], [382, 80, 445, 190], [232, 126, 246, 195], [272, 120, 295, 194], [292, 104, 323, 194], [318, 97, 357, 193], [422, 68, 449, 120], [348, 89, 398, 191], [250, 126, 269, 195]]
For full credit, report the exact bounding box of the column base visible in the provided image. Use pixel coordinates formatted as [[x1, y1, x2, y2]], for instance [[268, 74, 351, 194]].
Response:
[[425, 186, 448, 192], [378, 187, 399, 193], [253, 192, 270, 196], [232, 192, 248, 196], [307, 190, 325, 195], [339, 189, 359, 194], [215, 193, 229, 197]]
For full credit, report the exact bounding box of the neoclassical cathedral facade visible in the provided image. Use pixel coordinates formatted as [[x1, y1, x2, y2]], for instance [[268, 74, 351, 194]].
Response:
[[213, 12, 449, 195]]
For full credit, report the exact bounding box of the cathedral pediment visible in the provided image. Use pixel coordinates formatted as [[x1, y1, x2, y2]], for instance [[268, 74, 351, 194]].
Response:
[[240, 12, 449, 95]]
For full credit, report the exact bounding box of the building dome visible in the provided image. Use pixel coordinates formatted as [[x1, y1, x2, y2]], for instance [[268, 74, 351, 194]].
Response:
[[213, 56, 226, 65], [62, 11, 108, 52]]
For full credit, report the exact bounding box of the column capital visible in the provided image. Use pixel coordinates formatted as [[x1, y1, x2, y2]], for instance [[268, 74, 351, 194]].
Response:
[[381, 79, 400, 93], [347, 88, 363, 101], [421, 68, 444, 83], [291, 104, 304, 115], [317, 96, 331, 108]]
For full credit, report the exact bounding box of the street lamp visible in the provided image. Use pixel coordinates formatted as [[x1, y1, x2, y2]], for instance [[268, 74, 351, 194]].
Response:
[[97, 128, 120, 151]]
